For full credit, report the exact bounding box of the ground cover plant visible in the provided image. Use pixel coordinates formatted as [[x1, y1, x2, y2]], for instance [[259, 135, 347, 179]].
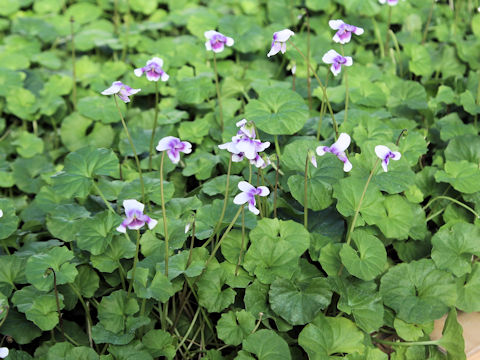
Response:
[[0, 0, 479, 358]]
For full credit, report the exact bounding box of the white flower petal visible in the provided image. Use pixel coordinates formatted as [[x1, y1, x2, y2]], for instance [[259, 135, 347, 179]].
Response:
[[205, 41, 212, 51], [156, 136, 177, 152], [354, 27, 364, 35], [148, 57, 163, 67], [123, 199, 144, 214], [316, 146, 326, 156], [226, 37, 234, 46], [257, 186, 270, 196], [0, 347, 9, 358], [236, 119, 247, 127], [344, 56, 353, 66], [392, 151, 402, 160], [329, 20, 345, 30], [267, 42, 282, 57], [147, 218, 158, 230], [233, 192, 249, 205], [116, 224, 127, 233], [134, 68, 144, 77], [238, 181, 255, 192], [381, 161, 389, 172], [248, 202, 260, 215], [161, 72, 169, 81], [0, 209, 3, 218], [375, 145, 391, 159], [101, 82, 122, 95], [322, 49, 340, 64], [274, 29, 294, 42], [332, 133, 351, 152], [343, 159, 353, 172], [204, 30, 219, 39], [330, 64, 341, 76]]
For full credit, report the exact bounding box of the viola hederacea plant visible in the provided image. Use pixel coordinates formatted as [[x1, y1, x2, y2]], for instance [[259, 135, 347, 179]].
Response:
[[2, 1, 478, 359]]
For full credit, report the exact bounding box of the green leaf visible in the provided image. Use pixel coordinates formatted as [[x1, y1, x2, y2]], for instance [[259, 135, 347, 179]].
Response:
[[78, 96, 125, 124], [269, 275, 331, 325], [142, 329, 176, 359], [444, 134, 480, 163], [98, 290, 139, 333], [406, 44, 433, 78], [379, 259, 457, 323], [393, 318, 432, 342], [202, 175, 243, 196], [435, 161, 480, 194], [0, 198, 19, 240], [456, 263, 480, 312], [0, 255, 26, 296], [298, 314, 365, 359], [6, 87, 38, 120], [131, 266, 176, 303], [197, 262, 236, 312], [0, 309, 42, 344], [72, 265, 100, 298], [243, 218, 310, 284], [90, 235, 135, 273], [76, 211, 122, 255], [12, 131, 44, 158], [182, 152, 220, 181], [46, 204, 90, 242], [460, 90, 480, 115], [432, 223, 480, 277], [241, 329, 291, 360], [333, 176, 385, 227], [388, 81, 428, 110], [177, 76, 215, 105], [52, 147, 119, 198], [216, 310, 256, 346], [340, 230, 387, 281], [375, 195, 416, 240], [245, 87, 309, 135], [25, 246, 78, 291], [47, 343, 99, 360], [437, 308, 466, 360]]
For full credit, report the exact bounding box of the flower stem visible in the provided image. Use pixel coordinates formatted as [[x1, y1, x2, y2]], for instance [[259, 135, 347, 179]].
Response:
[[345, 159, 380, 246], [46, 267, 65, 341], [148, 81, 160, 171], [289, 40, 338, 139], [385, 6, 392, 54], [306, 10, 312, 113], [372, 338, 438, 347], [205, 206, 243, 266], [422, 0, 435, 44], [0, 306, 9, 328], [70, 16, 77, 111], [114, 96, 146, 204], [316, 73, 329, 140], [340, 45, 349, 125], [213, 154, 232, 242], [92, 182, 115, 213], [160, 152, 169, 277], [372, 18, 385, 59], [127, 230, 141, 296], [213, 52, 224, 131], [273, 156, 280, 218], [304, 154, 309, 229], [274, 135, 281, 160], [235, 206, 245, 276], [422, 195, 480, 219]]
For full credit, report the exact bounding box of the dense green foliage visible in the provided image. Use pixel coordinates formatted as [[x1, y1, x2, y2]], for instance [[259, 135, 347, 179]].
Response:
[[0, 0, 479, 359]]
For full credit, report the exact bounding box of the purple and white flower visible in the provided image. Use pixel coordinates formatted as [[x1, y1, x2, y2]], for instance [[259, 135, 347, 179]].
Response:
[[101, 81, 141, 103], [267, 29, 295, 57], [218, 120, 270, 168], [0, 347, 8, 359], [156, 136, 192, 164], [233, 181, 270, 215], [329, 20, 364, 44], [375, 145, 401, 172], [134, 57, 169, 82], [116, 199, 157, 233], [205, 30, 234, 53], [322, 50, 353, 76], [316, 133, 352, 172], [379, 0, 399, 5], [308, 149, 317, 168]]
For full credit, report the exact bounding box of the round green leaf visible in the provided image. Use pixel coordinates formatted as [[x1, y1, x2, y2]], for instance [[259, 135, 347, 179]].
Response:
[[76, 211, 122, 255], [241, 329, 291, 360], [245, 87, 309, 135], [216, 310, 256, 346], [0, 198, 19, 240], [340, 230, 387, 281]]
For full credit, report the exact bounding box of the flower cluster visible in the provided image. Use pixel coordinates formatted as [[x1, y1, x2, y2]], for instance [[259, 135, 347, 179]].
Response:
[[219, 119, 271, 168]]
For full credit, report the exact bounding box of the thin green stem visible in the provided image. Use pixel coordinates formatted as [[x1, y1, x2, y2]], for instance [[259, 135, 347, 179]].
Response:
[[114, 96, 145, 204], [304, 154, 309, 229], [274, 135, 281, 160], [372, 18, 385, 59], [422, 0, 435, 44], [70, 17, 77, 110], [316, 72, 329, 140], [127, 230, 141, 296], [288, 40, 338, 139], [422, 196, 480, 219], [0, 306, 9, 328], [306, 10, 312, 113], [426, 208, 445, 222], [273, 156, 279, 218], [92, 182, 115, 213], [251, 312, 263, 334], [211, 155, 232, 244], [148, 81, 160, 171], [345, 159, 380, 246], [160, 152, 170, 277], [213, 53, 224, 131], [235, 206, 246, 276], [206, 206, 243, 266], [121, 5, 130, 62], [46, 268, 65, 341], [341, 45, 349, 125], [372, 338, 438, 347], [475, 70, 480, 129], [389, 30, 403, 76], [385, 6, 392, 54], [175, 307, 200, 352]]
